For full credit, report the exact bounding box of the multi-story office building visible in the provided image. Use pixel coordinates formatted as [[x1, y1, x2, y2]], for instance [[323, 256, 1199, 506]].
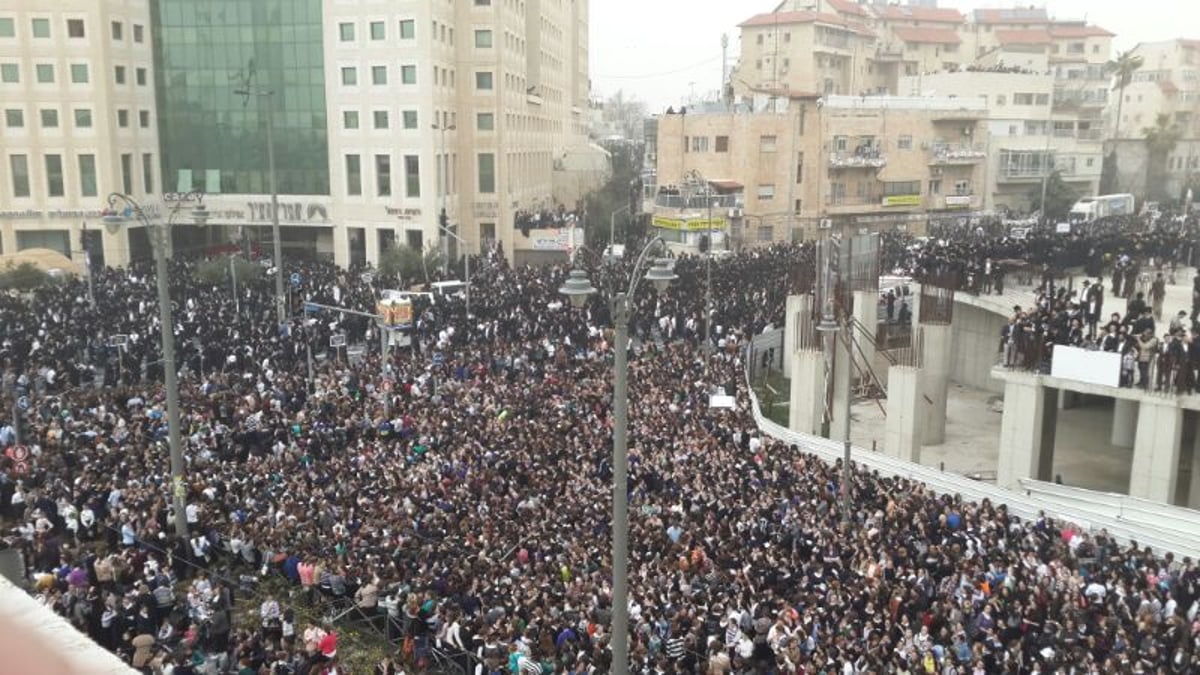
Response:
[[654, 94, 990, 247], [0, 0, 602, 268]]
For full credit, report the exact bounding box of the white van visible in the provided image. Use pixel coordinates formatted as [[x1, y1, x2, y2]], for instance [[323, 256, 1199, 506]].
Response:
[[431, 280, 467, 299]]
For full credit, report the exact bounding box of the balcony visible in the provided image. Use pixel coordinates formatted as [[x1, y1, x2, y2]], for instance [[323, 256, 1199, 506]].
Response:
[[928, 142, 987, 165], [825, 193, 884, 214], [828, 149, 887, 169], [1052, 92, 1108, 111]]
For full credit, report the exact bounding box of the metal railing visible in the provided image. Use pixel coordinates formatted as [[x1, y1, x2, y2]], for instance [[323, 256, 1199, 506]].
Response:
[[929, 142, 987, 163], [828, 150, 887, 169]]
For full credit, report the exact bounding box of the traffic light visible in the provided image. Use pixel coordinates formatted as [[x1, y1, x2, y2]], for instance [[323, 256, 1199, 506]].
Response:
[[439, 209, 449, 230]]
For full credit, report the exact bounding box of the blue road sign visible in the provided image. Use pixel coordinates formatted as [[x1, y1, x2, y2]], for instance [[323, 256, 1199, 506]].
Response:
[[290, 272, 302, 288], [304, 302, 319, 314], [432, 352, 445, 366], [17, 396, 30, 411]]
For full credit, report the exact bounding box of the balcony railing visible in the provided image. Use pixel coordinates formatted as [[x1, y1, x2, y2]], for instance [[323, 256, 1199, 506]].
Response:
[[929, 142, 987, 164], [826, 193, 885, 207], [999, 166, 1052, 181], [654, 193, 742, 210], [828, 150, 887, 169]]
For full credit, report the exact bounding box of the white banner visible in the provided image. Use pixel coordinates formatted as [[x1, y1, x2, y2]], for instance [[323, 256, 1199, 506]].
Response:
[[1050, 345, 1120, 388]]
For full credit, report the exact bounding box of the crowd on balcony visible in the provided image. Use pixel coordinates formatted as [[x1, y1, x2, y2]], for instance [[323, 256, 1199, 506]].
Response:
[[513, 205, 585, 236], [3, 234, 1200, 674]]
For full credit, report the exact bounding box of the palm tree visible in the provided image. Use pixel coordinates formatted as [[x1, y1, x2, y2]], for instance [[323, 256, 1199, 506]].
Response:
[[1142, 113, 1183, 202], [1105, 50, 1144, 140]]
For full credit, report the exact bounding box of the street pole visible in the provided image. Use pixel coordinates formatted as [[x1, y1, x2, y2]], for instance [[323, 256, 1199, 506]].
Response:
[[840, 324, 853, 526], [610, 293, 631, 675], [610, 204, 629, 256], [705, 182, 713, 348], [151, 223, 189, 540], [380, 322, 391, 418], [265, 97, 286, 325], [81, 221, 95, 306], [230, 255, 239, 316]]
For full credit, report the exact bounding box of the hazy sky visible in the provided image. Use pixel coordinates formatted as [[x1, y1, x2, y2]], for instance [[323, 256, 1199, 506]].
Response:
[[589, 0, 1200, 112]]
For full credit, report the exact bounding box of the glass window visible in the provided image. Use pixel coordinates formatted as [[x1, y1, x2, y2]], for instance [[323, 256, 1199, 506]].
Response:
[[475, 0, 491, 5], [114, 65, 125, 84], [898, 135, 912, 150], [371, 65, 387, 85], [45, 154, 64, 196], [5, 109, 23, 127], [475, 71, 493, 90], [132, 24, 143, 42], [74, 108, 92, 128], [32, 18, 50, 38], [117, 109, 129, 127], [341, 66, 357, 86], [343, 110, 359, 129], [79, 154, 97, 197], [139, 110, 149, 128], [475, 30, 492, 48], [70, 63, 88, 83], [404, 155, 420, 197], [1, 63, 18, 83], [136, 67, 146, 85], [339, 22, 355, 41], [401, 65, 416, 84], [40, 108, 58, 128], [370, 21, 385, 40], [142, 153, 154, 193], [373, 110, 388, 129], [402, 110, 418, 129], [477, 112, 494, 130], [10, 155, 30, 197], [760, 135, 777, 152], [35, 64, 54, 83], [757, 184, 775, 200], [376, 154, 391, 196], [715, 136, 729, 152], [0, 18, 14, 38], [120, 154, 132, 194], [399, 20, 415, 39], [477, 153, 495, 193], [111, 21, 122, 40], [66, 19, 84, 38], [346, 155, 362, 195]]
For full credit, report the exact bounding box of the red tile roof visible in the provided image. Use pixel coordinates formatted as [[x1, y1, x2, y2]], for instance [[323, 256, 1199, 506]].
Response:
[[739, 10, 875, 37], [995, 29, 1053, 46], [973, 8, 1049, 24], [1048, 24, 1115, 38], [882, 5, 965, 23], [826, 0, 871, 18], [892, 26, 962, 45]]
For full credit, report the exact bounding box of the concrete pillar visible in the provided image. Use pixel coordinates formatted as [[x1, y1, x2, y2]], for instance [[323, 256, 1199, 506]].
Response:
[[1129, 400, 1183, 504], [332, 225, 350, 268], [997, 374, 1055, 490], [852, 290, 877, 383], [783, 294, 814, 375], [885, 365, 924, 463], [1189, 418, 1200, 509], [920, 323, 953, 445], [1058, 390, 1080, 410], [789, 349, 826, 436], [1111, 398, 1138, 448], [365, 227, 381, 266], [830, 337, 851, 442]]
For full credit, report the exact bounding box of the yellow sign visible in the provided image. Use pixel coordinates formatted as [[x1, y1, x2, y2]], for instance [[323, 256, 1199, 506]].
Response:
[[881, 195, 921, 207], [377, 300, 413, 327], [652, 216, 727, 231]]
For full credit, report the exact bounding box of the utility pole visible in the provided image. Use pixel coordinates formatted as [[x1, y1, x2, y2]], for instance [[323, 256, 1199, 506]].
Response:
[[235, 80, 286, 326]]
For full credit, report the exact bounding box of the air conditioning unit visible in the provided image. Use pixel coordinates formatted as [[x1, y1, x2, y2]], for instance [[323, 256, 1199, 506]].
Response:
[[818, 218, 833, 230], [728, 208, 743, 218]]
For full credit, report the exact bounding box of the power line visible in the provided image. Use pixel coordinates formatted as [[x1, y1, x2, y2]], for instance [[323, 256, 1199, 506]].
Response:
[[596, 56, 722, 80]]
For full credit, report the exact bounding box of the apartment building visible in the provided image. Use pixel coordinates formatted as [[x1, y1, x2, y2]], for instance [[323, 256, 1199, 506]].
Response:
[[0, 1, 159, 268], [1109, 39, 1200, 139], [654, 94, 989, 247], [0, 0, 601, 268]]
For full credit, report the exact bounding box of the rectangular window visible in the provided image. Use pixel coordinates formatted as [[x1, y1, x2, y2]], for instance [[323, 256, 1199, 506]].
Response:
[[40, 108, 57, 128], [4, 108, 23, 127], [884, 181, 920, 196], [757, 226, 774, 242], [898, 135, 913, 150], [66, 18, 84, 38], [691, 136, 709, 152], [139, 110, 149, 128], [402, 110, 418, 129], [32, 18, 50, 38], [476, 71, 493, 90], [120, 154, 132, 194], [133, 24, 143, 42], [346, 154, 362, 195], [404, 155, 420, 197], [0, 18, 14, 37], [757, 184, 775, 201], [10, 155, 30, 197], [399, 19, 415, 39], [341, 66, 357, 86], [371, 65, 387, 85], [339, 22, 355, 41], [376, 154, 391, 196], [117, 109, 128, 127], [74, 108, 92, 128], [78, 154, 97, 197], [1, 63, 17, 83], [475, 30, 492, 48], [760, 135, 777, 152], [343, 110, 359, 129], [475, 0, 491, 5], [1013, 93, 1034, 105], [35, 63, 54, 83], [373, 110, 388, 129], [477, 112, 495, 130], [70, 63, 88, 83], [796, 152, 804, 183], [401, 65, 416, 84], [111, 21, 122, 40], [1035, 93, 1049, 105], [715, 136, 729, 152], [136, 67, 146, 85], [142, 153, 154, 193], [953, 179, 970, 195], [115, 65, 125, 84], [928, 179, 941, 195], [478, 153, 495, 193], [45, 154, 64, 196], [370, 21, 385, 40], [794, 199, 803, 213]]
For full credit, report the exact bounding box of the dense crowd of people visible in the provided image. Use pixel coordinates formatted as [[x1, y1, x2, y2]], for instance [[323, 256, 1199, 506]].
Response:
[[2, 221, 1199, 674]]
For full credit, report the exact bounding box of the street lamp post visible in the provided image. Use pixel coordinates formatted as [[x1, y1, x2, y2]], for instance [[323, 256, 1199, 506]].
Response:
[[610, 204, 630, 256], [432, 123, 456, 275], [438, 224, 470, 318], [686, 169, 715, 348], [235, 85, 287, 326], [103, 191, 209, 539], [559, 240, 677, 675]]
